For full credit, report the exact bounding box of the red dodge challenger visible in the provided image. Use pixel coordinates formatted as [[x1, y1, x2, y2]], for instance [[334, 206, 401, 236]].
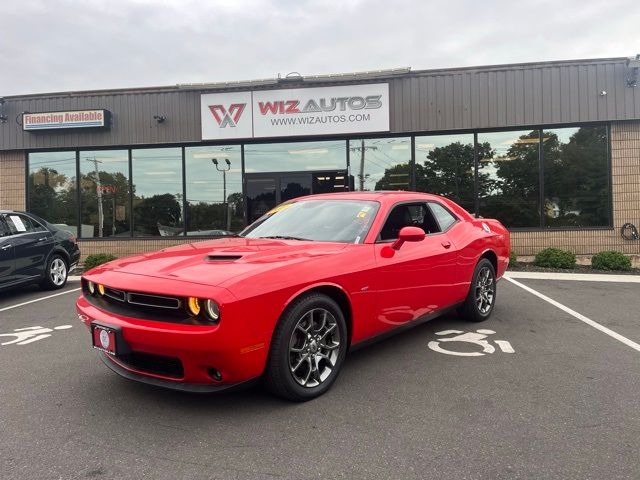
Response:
[[77, 191, 510, 401]]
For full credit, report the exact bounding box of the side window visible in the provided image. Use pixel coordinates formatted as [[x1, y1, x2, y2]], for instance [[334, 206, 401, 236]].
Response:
[[5, 214, 40, 235], [0, 217, 10, 237], [379, 202, 442, 241], [429, 202, 457, 231]]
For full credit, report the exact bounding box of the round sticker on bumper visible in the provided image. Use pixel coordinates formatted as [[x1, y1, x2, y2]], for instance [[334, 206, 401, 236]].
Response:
[[99, 330, 110, 349]]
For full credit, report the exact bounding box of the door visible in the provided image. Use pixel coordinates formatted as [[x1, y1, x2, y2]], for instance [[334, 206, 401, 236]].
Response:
[[371, 202, 459, 334], [3, 214, 54, 281], [0, 218, 16, 286]]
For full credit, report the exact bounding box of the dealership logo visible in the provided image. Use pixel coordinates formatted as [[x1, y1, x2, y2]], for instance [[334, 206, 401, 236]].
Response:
[[208, 103, 247, 128], [257, 96, 383, 115]]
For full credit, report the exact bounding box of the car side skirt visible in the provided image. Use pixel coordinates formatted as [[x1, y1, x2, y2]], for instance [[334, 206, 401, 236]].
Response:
[[348, 302, 463, 352]]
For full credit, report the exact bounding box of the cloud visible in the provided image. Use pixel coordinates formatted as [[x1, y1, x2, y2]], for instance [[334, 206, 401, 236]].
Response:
[[1, 0, 638, 96]]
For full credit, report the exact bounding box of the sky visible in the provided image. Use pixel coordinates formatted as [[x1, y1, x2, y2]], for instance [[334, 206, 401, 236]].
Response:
[[1, 0, 638, 96]]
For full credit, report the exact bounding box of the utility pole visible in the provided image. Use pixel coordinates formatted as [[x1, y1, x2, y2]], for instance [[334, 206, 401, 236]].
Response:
[[85, 157, 103, 237], [349, 140, 377, 191], [212, 158, 232, 231]]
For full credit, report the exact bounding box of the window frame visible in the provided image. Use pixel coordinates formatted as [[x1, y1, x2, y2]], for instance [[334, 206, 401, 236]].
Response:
[[24, 122, 613, 239], [427, 201, 460, 233], [375, 200, 451, 243]]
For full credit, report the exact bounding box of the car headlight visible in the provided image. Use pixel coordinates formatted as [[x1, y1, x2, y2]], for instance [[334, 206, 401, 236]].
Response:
[[187, 297, 201, 316], [97, 284, 105, 296], [87, 281, 96, 295], [204, 300, 220, 322]]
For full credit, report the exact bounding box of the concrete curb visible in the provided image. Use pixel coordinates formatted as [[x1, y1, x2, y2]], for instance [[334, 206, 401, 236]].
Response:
[[504, 271, 640, 283]]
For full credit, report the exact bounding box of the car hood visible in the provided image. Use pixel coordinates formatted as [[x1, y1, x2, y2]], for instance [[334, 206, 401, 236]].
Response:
[[103, 237, 350, 287]]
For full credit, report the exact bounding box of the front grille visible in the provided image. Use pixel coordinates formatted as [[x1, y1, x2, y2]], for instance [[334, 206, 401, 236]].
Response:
[[119, 351, 184, 378], [82, 280, 208, 325], [104, 287, 126, 302], [127, 292, 181, 309]]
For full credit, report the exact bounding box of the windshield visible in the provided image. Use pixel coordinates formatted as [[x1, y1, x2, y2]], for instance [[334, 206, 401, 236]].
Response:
[[241, 199, 380, 243]]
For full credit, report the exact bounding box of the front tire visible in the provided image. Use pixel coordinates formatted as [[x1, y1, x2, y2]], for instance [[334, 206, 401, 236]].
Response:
[[265, 293, 348, 401], [40, 255, 68, 290], [459, 258, 496, 322]]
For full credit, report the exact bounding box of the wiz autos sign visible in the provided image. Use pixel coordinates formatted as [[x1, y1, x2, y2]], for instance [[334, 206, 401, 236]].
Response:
[[200, 84, 389, 140], [22, 110, 110, 131]]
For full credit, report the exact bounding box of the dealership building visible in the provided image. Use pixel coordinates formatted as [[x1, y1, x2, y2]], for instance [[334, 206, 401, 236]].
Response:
[[1, 56, 639, 263]]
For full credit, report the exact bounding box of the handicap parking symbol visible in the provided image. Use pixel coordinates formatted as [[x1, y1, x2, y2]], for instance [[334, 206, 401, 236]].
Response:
[[0, 325, 73, 346], [428, 329, 514, 357]]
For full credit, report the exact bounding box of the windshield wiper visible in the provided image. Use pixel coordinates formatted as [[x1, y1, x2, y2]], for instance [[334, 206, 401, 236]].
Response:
[[259, 235, 312, 241]]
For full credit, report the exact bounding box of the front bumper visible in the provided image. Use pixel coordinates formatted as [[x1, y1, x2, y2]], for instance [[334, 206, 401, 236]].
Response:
[[98, 353, 254, 393], [76, 294, 270, 389]]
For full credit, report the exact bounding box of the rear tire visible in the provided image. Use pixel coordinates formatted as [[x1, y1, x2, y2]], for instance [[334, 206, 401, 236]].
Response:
[[39, 255, 68, 290], [459, 258, 496, 322], [265, 293, 347, 401]]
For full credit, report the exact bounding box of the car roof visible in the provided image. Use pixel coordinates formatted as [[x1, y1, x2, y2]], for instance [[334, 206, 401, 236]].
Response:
[[290, 191, 448, 202]]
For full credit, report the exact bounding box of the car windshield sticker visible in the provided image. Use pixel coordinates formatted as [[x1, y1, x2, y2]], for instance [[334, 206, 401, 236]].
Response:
[[266, 203, 293, 216], [9, 215, 27, 232]]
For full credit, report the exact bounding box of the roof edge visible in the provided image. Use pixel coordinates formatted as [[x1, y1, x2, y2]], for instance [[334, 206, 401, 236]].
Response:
[[2, 56, 631, 100]]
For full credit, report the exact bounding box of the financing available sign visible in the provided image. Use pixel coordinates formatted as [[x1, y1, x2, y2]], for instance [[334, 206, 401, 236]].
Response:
[[201, 83, 389, 140], [22, 109, 110, 131]]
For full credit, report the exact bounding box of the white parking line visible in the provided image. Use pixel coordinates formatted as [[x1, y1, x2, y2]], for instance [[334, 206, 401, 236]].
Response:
[[505, 277, 640, 353], [0, 288, 81, 313], [505, 271, 640, 283]]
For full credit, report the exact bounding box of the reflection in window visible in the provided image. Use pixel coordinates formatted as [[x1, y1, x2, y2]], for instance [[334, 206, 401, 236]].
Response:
[[79, 150, 130, 238], [131, 148, 183, 237], [244, 141, 347, 173], [185, 146, 243, 234], [478, 130, 541, 228], [350, 137, 411, 191], [414, 134, 475, 213], [28, 151, 78, 235], [543, 126, 610, 227]]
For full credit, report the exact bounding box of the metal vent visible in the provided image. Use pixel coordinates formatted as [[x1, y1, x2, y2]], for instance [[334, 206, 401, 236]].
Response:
[[206, 255, 243, 261]]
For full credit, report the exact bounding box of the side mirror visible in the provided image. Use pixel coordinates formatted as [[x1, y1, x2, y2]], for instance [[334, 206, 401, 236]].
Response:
[[391, 226, 425, 250]]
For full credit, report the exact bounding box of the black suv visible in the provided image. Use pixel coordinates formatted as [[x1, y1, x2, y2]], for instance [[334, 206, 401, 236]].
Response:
[[0, 211, 80, 292]]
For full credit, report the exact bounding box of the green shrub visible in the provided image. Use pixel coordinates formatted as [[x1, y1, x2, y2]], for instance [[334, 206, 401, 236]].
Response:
[[534, 248, 576, 269], [83, 253, 118, 271], [591, 251, 631, 271], [509, 251, 518, 266]]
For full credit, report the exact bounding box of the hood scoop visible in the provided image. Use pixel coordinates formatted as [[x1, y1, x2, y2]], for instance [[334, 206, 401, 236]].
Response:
[[206, 255, 243, 262]]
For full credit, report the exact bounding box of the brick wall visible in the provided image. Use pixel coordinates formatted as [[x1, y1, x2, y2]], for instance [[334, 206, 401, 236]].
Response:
[[511, 120, 640, 263], [0, 150, 26, 210]]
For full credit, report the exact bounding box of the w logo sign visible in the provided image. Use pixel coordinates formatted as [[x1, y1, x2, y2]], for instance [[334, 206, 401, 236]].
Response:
[[208, 103, 246, 128]]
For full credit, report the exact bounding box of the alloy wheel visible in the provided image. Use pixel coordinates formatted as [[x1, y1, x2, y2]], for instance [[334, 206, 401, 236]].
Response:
[[288, 308, 341, 388], [475, 266, 494, 315], [50, 258, 67, 286]]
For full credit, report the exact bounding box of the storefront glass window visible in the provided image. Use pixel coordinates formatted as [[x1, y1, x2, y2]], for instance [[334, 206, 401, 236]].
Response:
[[414, 134, 475, 213], [349, 137, 411, 191], [185, 146, 244, 234], [79, 150, 130, 238], [131, 147, 183, 237], [543, 126, 610, 227], [477, 130, 541, 228], [28, 151, 78, 235], [244, 140, 347, 173]]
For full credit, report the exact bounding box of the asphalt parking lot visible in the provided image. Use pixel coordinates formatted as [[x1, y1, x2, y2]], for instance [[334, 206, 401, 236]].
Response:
[[0, 276, 639, 480]]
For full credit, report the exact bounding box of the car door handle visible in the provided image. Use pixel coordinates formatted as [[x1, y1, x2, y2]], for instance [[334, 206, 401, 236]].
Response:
[[38, 237, 49, 242], [1, 244, 11, 250], [441, 241, 451, 249]]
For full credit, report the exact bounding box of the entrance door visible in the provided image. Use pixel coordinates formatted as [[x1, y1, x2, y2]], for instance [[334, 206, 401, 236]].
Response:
[[246, 170, 347, 223]]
